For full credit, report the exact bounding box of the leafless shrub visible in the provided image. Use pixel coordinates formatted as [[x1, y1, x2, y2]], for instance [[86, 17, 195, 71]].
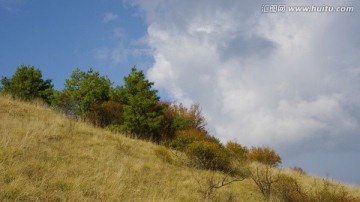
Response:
[[250, 164, 281, 200], [192, 164, 250, 199]]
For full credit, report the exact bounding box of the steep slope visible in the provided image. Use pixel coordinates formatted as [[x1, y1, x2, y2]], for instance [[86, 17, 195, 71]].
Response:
[[1, 95, 359, 201], [0, 96, 262, 201]]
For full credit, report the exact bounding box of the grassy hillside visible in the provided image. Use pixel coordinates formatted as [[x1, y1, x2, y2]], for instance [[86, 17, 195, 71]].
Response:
[[0, 95, 359, 201]]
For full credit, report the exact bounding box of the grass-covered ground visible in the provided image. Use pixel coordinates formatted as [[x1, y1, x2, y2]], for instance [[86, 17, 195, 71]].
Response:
[[1, 95, 359, 201]]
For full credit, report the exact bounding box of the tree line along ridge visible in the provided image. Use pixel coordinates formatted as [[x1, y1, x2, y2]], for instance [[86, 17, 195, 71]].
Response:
[[2, 64, 358, 201]]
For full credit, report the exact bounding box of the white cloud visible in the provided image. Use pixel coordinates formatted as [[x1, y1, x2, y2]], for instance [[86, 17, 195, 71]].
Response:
[[131, 0, 360, 183], [103, 12, 118, 23]]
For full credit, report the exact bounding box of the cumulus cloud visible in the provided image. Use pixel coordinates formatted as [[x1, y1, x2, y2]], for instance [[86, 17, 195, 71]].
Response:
[[130, 0, 360, 182], [103, 12, 118, 23]]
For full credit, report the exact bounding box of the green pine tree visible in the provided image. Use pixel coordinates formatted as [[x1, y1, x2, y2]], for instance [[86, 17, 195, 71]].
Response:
[[58, 68, 111, 118], [1, 65, 54, 104], [120, 67, 164, 141]]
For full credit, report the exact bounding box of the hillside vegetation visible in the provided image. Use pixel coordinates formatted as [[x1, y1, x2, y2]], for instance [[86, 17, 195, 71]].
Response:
[[1, 65, 360, 201], [0, 95, 260, 201], [1, 95, 360, 201]]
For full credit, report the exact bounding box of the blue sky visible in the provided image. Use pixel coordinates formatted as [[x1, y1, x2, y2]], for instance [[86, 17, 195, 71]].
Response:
[[0, 0, 151, 90], [1, 0, 360, 186]]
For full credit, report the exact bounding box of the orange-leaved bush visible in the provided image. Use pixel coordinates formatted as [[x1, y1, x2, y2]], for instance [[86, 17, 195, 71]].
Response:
[[248, 146, 281, 167], [166, 128, 219, 151], [226, 141, 249, 162]]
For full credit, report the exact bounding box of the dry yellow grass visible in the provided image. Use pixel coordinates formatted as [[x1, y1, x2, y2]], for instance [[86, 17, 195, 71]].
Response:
[[0, 95, 359, 201], [0, 95, 262, 201], [282, 168, 360, 200]]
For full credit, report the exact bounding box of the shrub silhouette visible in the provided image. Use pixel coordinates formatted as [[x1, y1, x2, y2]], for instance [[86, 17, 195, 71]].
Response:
[[166, 128, 219, 151], [171, 103, 207, 131], [160, 103, 207, 140], [1, 65, 54, 104], [248, 146, 281, 167], [291, 166, 307, 175], [166, 133, 199, 151], [226, 141, 248, 162], [272, 174, 307, 202], [186, 141, 231, 172]]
